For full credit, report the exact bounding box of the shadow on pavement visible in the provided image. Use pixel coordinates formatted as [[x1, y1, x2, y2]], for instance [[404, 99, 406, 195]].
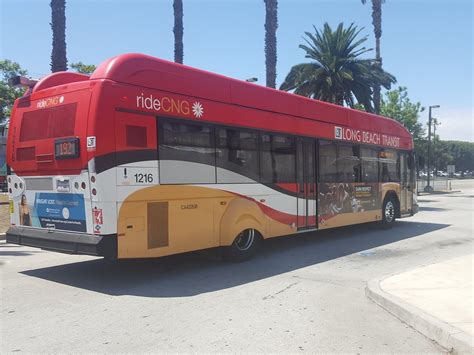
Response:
[[22, 220, 449, 298]]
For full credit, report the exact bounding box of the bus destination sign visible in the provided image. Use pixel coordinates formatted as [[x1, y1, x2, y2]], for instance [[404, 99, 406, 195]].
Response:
[[55, 137, 80, 159]]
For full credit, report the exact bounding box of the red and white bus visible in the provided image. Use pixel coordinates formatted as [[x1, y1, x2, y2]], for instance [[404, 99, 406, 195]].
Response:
[[6, 53, 417, 260]]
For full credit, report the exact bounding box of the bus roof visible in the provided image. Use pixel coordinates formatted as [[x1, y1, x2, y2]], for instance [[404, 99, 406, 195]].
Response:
[[25, 53, 412, 148], [89, 53, 412, 142]]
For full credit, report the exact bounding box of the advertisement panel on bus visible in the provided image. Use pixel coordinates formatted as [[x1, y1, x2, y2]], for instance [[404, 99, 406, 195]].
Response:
[[15, 191, 87, 232]]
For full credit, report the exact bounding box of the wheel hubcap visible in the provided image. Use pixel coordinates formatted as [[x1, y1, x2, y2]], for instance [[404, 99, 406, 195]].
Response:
[[235, 229, 255, 251], [385, 201, 395, 222]]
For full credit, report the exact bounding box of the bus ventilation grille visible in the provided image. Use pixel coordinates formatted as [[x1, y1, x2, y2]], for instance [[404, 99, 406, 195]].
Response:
[[147, 201, 169, 249]]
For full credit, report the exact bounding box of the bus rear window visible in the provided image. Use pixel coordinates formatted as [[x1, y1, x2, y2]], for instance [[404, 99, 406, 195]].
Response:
[[20, 103, 77, 142]]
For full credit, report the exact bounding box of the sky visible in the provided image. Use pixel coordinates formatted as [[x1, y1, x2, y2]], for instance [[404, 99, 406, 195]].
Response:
[[1, 0, 473, 141]]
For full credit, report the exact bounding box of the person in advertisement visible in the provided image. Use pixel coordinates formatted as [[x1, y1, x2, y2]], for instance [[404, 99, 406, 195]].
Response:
[[19, 194, 32, 226], [319, 182, 379, 218]]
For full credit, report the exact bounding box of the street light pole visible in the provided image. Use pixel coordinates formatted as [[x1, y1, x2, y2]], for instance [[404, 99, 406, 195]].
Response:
[[425, 105, 440, 192], [433, 117, 440, 173]]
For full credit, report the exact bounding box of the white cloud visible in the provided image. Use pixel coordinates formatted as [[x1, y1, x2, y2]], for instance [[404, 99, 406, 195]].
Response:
[[422, 107, 473, 142]]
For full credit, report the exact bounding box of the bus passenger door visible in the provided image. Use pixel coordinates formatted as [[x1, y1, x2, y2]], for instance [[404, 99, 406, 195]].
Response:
[[296, 138, 316, 230], [399, 152, 410, 214], [407, 152, 416, 213]]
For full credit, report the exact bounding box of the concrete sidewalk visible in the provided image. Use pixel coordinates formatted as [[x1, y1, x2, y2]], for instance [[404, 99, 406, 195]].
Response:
[[367, 254, 473, 354]]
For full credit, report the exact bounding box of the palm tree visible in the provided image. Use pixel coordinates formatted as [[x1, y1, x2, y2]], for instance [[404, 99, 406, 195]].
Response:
[[264, 0, 278, 88], [280, 23, 395, 113], [173, 0, 184, 64], [361, 0, 385, 113], [50, 0, 67, 72]]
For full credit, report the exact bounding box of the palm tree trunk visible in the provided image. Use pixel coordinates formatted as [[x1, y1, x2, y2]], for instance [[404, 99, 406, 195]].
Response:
[[371, 0, 382, 114], [173, 0, 184, 64], [50, 0, 67, 72], [264, 0, 278, 88]]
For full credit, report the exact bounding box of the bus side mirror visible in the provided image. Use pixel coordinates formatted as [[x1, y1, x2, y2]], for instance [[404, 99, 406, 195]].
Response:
[[417, 156, 425, 169]]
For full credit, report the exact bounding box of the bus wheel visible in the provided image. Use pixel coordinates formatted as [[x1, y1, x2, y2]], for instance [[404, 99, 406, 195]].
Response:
[[223, 228, 261, 262], [381, 196, 397, 227]]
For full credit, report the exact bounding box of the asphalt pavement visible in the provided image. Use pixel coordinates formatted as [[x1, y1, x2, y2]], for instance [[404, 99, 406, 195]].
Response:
[[1, 180, 473, 353]]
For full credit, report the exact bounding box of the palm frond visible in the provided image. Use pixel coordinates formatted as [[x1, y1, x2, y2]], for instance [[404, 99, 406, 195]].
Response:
[[280, 22, 396, 111]]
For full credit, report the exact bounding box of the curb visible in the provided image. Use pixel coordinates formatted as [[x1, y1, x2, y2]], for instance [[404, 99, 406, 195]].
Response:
[[366, 277, 473, 354], [418, 190, 461, 196]]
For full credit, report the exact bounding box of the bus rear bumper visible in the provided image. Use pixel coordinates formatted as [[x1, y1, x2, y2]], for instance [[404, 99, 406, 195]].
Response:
[[6, 226, 117, 259]]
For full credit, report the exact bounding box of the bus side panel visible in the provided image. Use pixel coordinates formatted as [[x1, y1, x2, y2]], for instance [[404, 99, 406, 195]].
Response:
[[116, 184, 295, 259], [117, 186, 220, 258]]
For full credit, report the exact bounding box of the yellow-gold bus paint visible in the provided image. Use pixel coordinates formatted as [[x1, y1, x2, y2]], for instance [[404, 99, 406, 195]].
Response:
[[117, 182, 406, 258], [219, 197, 267, 246], [318, 210, 380, 229], [381, 183, 401, 202], [117, 185, 293, 259]]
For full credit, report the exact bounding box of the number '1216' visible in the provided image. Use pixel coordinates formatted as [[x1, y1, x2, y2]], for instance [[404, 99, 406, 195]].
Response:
[[134, 173, 153, 183]]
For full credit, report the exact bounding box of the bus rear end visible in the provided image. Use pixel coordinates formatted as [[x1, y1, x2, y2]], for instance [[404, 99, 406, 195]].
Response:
[[6, 80, 116, 258]]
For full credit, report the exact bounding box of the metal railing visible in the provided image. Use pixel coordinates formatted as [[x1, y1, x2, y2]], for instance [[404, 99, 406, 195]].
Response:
[[417, 176, 452, 193]]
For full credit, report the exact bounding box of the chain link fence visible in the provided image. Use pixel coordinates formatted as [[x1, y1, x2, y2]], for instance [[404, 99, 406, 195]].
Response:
[[417, 177, 452, 193]]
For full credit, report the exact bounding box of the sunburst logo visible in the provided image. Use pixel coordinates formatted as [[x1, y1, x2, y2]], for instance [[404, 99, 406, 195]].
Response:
[[192, 102, 204, 118]]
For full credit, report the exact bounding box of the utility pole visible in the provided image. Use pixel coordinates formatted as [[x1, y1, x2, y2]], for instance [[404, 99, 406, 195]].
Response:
[[425, 105, 440, 192], [433, 118, 440, 172]]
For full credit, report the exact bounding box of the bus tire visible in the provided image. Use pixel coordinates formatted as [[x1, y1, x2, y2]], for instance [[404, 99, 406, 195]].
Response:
[[223, 228, 261, 262], [381, 195, 397, 227]]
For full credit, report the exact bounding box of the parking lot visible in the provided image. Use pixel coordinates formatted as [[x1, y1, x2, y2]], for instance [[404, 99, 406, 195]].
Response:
[[1, 180, 472, 353]]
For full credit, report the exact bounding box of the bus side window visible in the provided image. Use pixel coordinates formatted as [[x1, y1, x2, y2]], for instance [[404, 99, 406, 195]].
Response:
[[379, 149, 399, 182], [319, 140, 337, 183], [360, 147, 379, 182], [216, 127, 259, 183], [159, 121, 216, 184], [260, 134, 295, 183], [337, 144, 360, 182]]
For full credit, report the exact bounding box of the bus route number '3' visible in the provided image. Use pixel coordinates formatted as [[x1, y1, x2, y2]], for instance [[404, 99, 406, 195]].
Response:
[[134, 173, 154, 183]]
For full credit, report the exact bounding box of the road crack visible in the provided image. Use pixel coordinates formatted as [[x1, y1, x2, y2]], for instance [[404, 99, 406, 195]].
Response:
[[262, 281, 299, 300]]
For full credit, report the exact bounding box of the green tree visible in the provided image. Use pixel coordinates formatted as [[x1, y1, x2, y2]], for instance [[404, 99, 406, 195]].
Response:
[[441, 141, 474, 173], [0, 60, 27, 122], [50, 0, 68, 72], [173, 0, 184, 64], [70, 62, 96, 75], [280, 23, 396, 112], [380, 86, 425, 142], [264, 0, 278, 88], [361, 0, 385, 114]]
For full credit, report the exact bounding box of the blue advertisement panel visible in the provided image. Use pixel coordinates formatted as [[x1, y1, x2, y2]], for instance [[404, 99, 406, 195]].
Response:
[[31, 193, 87, 232]]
